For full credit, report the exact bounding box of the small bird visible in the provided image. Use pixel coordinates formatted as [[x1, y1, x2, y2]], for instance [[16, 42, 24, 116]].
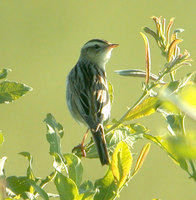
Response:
[[66, 39, 119, 165]]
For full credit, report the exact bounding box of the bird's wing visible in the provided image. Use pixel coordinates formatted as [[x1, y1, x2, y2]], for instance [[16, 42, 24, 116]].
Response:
[[67, 63, 110, 128]]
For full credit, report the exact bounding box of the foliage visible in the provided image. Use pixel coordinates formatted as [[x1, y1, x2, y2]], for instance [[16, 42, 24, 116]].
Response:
[[0, 16, 195, 199]]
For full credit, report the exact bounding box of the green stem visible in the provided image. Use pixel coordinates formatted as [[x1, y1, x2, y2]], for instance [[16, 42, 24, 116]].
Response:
[[189, 160, 196, 182], [106, 90, 148, 134]]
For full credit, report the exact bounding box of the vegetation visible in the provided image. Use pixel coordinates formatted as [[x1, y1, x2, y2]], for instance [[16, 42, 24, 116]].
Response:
[[0, 16, 195, 200]]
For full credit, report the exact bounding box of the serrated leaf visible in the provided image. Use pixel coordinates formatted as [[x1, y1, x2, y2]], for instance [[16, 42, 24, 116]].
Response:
[[0, 81, 32, 104], [111, 141, 132, 188], [94, 169, 117, 200], [0, 69, 11, 79], [63, 154, 83, 187], [132, 143, 151, 177], [124, 97, 159, 121], [54, 172, 80, 200]]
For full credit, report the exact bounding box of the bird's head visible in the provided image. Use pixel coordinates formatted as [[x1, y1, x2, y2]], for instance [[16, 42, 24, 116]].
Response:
[[80, 39, 119, 67]]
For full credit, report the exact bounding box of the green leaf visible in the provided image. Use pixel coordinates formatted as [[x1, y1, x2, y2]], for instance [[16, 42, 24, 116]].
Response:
[[40, 171, 57, 189], [44, 113, 64, 156], [79, 180, 97, 200], [94, 169, 117, 200], [124, 97, 159, 121], [54, 172, 80, 200], [6, 176, 31, 199], [111, 141, 132, 188], [27, 179, 49, 200], [0, 81, 32, 104], [0, 69, 11, 79], [115, 69, 165, 83], [63, 154, 83, 187], [132, 143, 151, 177], [19, 152, 35, 180]]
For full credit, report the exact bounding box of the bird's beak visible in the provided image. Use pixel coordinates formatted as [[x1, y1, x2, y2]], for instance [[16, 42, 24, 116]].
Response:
[[108, 43, 119, 49]]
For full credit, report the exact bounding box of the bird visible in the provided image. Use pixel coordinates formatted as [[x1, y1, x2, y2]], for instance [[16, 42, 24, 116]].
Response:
[[66, 39, 119, 165]]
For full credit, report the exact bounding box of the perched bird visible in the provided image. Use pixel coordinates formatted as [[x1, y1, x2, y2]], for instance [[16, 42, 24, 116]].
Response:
[[66, 39, 119, 165]]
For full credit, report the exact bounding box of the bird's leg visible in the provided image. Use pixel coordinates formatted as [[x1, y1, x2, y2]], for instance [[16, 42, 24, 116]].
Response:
[[72, 129, 89, 157]]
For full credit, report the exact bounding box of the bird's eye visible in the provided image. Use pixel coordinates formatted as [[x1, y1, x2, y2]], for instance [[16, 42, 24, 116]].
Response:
[[94, 44, 100, 49]]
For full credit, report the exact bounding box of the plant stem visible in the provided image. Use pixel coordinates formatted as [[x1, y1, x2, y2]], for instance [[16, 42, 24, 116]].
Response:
[[189, 160, 196, 182], [106, 90, 148, 133]]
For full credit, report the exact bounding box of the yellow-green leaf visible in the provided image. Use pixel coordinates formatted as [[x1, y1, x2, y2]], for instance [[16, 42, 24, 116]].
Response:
[[111, 141, 132, 188], [132, 143, 151, 177], [124, 97, 159, 121]]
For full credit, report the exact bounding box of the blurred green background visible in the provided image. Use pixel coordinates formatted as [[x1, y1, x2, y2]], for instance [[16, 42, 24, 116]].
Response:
[[0, 0, 196, 199]]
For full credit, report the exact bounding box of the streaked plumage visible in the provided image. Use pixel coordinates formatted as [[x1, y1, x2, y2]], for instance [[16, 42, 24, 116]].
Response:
[[66, 39, 118, 165]]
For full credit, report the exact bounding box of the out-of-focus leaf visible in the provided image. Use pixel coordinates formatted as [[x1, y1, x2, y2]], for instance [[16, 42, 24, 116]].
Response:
[[44, 113, 64, 156], [94, 169, 117, 200], [19, 152, 34, 180], [0, 157, 7, 177], [132, 143, 151, 177], [144, 133, 188, 171], [54, 172, 80, 200], [0, 81, 32, 104], [82, 124, 144, 159], [165, 114, 184, 135], [179, 72, 195, 89], [108, 81, 114, 105], [167, 133, 196, 159], [63, 154, 83, 187], [79, 180, 97, 200], [0, 131, 4, 145], [111, 141, 132, 188], [124, 97, 159, 121], [160, 84, 196, 120], [140, 32, 151, 84], [0, 69, 11, 79]]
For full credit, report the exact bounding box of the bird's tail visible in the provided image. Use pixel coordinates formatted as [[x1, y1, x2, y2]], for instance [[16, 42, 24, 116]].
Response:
[[91, 124, 109, 165]]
